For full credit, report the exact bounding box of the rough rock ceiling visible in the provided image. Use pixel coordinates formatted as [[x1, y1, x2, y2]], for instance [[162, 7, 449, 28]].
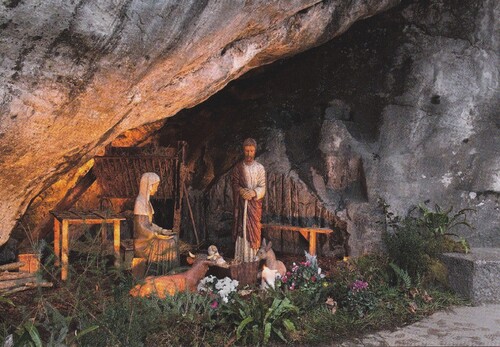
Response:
[[0, 0, 399, 245]]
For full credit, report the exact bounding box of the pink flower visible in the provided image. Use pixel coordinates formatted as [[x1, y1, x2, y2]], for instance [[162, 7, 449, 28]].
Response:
[[311, 276, 317, 283], [282, 276, 288, 283], [211, 300, 219, 309], [350, 280, 369, 292], [305, 261, 311, 267]]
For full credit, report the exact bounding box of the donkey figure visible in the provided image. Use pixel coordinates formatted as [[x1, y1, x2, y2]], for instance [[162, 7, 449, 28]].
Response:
[[255, 239, 286, 277]]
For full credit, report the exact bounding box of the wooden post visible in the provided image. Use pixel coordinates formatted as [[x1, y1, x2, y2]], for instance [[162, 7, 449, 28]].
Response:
[[113, 220, 121, 267], [309, 231, 317, 256], [53, 218, 61, 267], [101, 225, 107, 244], [183, 183, 199, 244], [173, 141, 187, 234], [61, 220, 69, 281]]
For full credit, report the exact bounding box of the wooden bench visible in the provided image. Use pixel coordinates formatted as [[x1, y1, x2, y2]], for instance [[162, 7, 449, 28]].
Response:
[[262, 224, 333, 256]]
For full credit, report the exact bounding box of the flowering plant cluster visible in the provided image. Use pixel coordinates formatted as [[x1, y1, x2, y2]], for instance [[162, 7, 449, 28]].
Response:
[[349, 280, 369, 292], [197, 276, 238, 307], [345, 279, 377, 317], [279, 252, 326, 292]]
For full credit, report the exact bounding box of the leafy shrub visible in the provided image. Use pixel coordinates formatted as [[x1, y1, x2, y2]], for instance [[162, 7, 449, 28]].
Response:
[[343, 280, 378, 318], [276, 252, 330, 310], [383, 217, 431, 279], [220, 291, 299, 345], [380, 200, 474, 282]]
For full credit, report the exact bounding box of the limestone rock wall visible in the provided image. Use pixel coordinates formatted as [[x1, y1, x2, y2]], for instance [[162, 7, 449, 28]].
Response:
[[0, 0, 399, 246], [160, 0, 499, 255]]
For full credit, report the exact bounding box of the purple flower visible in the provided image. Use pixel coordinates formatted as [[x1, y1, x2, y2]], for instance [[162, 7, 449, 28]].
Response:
[[350, 280, 369, 292]]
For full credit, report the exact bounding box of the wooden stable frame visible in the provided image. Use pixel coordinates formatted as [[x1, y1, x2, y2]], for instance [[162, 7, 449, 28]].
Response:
[[93, 142, 187, 234]]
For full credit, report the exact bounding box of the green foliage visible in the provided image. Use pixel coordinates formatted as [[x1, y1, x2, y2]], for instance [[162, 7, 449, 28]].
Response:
[[81, 291, 215, 346], [389, 263, 412, 289], [382, 215, 433, 279], [276, 251, 330, 311], [279, 252, 326, 293], [380, 200, 474, 282], [14, 321, 42, 347], [0, 295, 14, 307], [220, 291, 299, 345], [418, 204, 474, 237], [295, 284, 465, 345], [3, 220, 469, 346], [344, 283, 378, 318]]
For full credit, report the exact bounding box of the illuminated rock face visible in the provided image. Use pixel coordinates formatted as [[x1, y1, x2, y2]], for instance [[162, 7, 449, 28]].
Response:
[[154, 0, 500, 255], [0, 0, 399, 245]]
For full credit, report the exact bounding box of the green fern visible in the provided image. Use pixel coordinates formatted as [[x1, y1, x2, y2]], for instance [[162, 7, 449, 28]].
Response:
[[389, 262, 412, 289]]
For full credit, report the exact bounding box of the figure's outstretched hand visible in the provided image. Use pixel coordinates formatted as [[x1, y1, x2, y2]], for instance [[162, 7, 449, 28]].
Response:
[[160, 229, 175, 236]]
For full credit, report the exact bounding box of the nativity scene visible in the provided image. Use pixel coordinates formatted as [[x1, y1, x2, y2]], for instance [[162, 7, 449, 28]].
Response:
[[0, 0, 498, 346]]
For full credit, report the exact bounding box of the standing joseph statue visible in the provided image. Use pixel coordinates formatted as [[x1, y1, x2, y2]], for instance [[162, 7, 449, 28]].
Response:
[[232, 138, 266, 262]]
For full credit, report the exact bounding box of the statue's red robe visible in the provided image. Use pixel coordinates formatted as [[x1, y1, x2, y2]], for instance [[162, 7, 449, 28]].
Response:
[[231, 162, 263, 250]]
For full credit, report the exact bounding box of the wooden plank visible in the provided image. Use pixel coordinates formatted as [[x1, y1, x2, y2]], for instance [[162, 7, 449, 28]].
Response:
[[275, 173, 282, 223], [283, 174, 292, 224], [309, 231, 317, 256], [113, 220, 121, 268], [120, 157, 133, 197], [91, 210, 107, 219], [262, 224, 333, 234], [2, 282, 53, 295], [0, 272, 36, 281], [68, 210, 83, 218], [61, 220, 69, 281], [0, 276, 37, 290], [54, 218, 61, 266], [0, 262, 25, 271]]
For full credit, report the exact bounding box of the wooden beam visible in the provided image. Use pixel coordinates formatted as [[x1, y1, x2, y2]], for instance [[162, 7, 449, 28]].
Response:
[[0, 272, 36, 281], [0, 262, 25, 271], [61, 220, 69, 281], [54, 218, 61, 266], [113, 220, 121, 268], [309, 231, 317, 256], [262, 224, 333, 234]]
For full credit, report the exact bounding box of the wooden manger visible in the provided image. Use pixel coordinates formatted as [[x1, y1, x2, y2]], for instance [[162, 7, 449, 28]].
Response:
[[207, 260, 260, 287]]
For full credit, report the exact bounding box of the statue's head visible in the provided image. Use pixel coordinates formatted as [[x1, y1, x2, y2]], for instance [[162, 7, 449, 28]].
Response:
[[139, 172, 160, 198], [242, 138, 257, 163]]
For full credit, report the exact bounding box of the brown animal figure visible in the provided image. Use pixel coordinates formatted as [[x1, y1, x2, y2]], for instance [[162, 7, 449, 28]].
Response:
[[130, 252, 227, 298], [255, 239, 286, 277]]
